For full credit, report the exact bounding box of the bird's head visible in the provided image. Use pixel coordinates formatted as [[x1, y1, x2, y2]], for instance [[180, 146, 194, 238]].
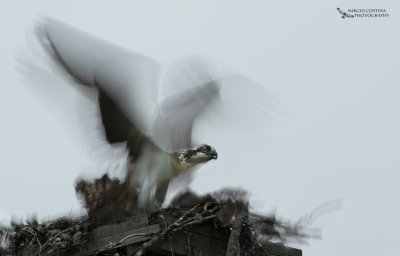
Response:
[[176, 144, 218, 165], [193, 144, 218, 161]]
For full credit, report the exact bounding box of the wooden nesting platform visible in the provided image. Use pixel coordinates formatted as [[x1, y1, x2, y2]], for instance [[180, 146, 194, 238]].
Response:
[[13, 210, 302, 256]]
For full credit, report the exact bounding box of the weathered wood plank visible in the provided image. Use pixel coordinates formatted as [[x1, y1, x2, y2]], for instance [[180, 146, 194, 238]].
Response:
[[155, 230, 227, 256], [86, 224, 160, 253], [183, 224, 230, 242], [90, 214, 148, 240], [257, 242, 302, 256]]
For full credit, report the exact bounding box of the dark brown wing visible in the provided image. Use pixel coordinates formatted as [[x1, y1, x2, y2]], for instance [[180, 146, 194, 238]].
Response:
[[97, 89, 153, 161]]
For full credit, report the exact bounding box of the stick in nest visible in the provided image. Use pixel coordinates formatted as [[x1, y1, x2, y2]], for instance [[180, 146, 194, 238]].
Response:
[[135, 203, 220, 256], [34, 228, 71, 256], [95, 232, 155, 255], [22, 227, 42, 256]]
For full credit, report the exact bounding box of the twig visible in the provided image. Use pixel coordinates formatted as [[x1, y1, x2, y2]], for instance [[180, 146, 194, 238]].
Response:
[[95, 232, 155, 255], [172, 214, 217, 233], [118, 232, 153, 246], [22, 227, 42, 256], [225, 213, 247, 256], [203, 202, 213, 211], [161, 216, 175, 256], [168, 236, 175, 256], [186, 231, 192, 256], [35, 228, 71, 256], [135, 204, 219, 256], [177, 204, 201, 224]]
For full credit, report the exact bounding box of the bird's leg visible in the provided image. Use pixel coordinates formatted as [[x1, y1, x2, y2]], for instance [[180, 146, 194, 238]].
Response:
[[137, 179, 153, 209], [154, 179, 171, 208]]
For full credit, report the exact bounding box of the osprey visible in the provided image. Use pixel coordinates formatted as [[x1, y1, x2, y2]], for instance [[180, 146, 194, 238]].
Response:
[[34, 18, 220, 210]]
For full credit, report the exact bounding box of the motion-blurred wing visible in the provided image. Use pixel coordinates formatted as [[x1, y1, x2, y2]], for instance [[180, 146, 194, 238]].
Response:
[[36, 18, 162, 136], [97, 90, 151, 160], [152, 80, 220, 152]]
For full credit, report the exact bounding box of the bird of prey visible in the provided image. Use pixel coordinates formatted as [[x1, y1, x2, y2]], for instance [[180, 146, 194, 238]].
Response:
[[34, 18, 220, 210], [337, 8, 354, 19]]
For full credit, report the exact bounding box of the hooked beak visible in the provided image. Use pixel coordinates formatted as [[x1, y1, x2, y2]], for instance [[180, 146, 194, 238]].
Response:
[[210, 151, 218, 160]]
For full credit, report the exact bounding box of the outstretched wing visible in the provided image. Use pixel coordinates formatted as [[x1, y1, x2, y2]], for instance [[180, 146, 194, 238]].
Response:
[[36, 18, 162, 138], [152, 79, 220, 152]]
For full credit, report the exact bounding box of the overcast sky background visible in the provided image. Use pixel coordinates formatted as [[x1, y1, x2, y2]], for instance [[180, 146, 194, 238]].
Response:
[[1, 1, 399, 255]]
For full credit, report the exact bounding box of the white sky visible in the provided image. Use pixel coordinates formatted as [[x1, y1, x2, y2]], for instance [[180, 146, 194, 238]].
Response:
[[1, 1, 399, 255]]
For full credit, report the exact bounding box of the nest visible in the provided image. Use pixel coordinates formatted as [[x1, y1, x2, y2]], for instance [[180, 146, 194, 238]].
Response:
[[0, 175, 318, 255], [0, 216, 91, 255]]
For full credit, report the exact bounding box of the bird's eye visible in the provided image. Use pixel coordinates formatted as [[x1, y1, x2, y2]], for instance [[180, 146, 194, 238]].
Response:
[[203, 146, 208, 151]]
